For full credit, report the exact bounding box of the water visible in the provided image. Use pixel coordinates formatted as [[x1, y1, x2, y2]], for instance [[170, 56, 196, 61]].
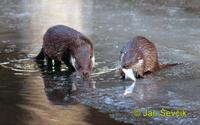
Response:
[[0, 0, 200, 125]]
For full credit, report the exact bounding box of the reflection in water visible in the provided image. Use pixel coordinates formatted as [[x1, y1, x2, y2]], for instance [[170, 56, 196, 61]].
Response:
[[42, 71, 77, 105], [123, 82, 136, 96], [40, 69, 97, 105]]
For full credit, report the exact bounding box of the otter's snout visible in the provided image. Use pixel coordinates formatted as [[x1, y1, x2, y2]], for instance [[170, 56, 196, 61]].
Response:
[[80, 70, 90, 80]]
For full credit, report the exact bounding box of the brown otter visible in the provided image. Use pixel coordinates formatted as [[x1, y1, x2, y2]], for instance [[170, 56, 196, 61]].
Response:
[[35, 25, 95, 80], [120, 36, 179, 80]]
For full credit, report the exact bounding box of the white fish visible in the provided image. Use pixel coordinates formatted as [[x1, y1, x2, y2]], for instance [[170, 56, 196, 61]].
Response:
[[122, 68, 136, 82]]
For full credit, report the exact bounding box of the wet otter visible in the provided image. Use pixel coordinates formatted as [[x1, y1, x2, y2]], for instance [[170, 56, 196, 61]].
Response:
[[35, 25, 95, 80], [120, 36, 178, 80]]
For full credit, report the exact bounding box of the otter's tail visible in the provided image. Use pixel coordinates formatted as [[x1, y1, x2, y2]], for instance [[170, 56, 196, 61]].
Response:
[[159, 63, 182, 69], [34, 48, 45, 60]]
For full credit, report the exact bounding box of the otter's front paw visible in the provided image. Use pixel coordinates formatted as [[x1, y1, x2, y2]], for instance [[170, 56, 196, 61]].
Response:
[[120, 71, 126, 80], [135, 71, 143, 78]]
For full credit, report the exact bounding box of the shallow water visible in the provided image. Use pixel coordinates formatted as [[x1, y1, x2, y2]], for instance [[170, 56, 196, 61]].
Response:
[[0, 0, 200, 125]]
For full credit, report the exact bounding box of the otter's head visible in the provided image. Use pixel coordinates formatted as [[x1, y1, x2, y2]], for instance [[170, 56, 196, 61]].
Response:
[[120, 50, 141, 69], [71, 44, 94, 80], [120, 50, 142, 81]]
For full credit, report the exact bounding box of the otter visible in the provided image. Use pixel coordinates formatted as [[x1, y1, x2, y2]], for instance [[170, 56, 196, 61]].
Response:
[[120, 36, 179, 80], [35, 25, 95, 80]]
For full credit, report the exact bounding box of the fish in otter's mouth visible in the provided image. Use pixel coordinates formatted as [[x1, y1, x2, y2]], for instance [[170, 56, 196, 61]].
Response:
[[122, 68, 136, 82]]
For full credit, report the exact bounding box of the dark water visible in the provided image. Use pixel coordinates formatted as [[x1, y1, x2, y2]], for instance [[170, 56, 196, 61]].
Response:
[[0, 0, 200, 125]]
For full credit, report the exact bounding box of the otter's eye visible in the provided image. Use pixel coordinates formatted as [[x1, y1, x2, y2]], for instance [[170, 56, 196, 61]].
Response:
[[90, 55, 92, 59]]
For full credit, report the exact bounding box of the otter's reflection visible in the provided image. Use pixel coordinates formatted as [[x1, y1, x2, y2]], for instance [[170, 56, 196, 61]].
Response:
[[36, 60, 96, 105], [42, 70, 77, 105]]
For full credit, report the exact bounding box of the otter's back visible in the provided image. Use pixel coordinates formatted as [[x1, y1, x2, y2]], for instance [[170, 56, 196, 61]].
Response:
[[42, 25, 85, 60], [134, 36, 159, 72]]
